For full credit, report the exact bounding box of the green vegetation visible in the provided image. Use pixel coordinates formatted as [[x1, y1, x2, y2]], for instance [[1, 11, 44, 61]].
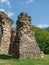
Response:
[[0, 54, 49, 65], [33, 26, 49, 54], [44, 27, 49, 32]]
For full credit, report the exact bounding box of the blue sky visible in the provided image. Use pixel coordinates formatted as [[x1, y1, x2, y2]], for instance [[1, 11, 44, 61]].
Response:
[[0, 0, 49, 28]]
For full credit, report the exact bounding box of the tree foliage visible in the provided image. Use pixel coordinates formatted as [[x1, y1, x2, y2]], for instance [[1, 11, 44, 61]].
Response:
[[33, 26, 49, 54], [44, 27, 49, 32]]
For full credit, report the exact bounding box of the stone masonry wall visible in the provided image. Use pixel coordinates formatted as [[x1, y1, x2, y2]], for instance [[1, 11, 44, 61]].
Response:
[[13, 13, 41, 59], [0, 11, 41, 59], [0, 11, 13, 54]]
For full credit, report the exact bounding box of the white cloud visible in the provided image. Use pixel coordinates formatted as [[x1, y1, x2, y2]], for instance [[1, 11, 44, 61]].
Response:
[[0, 0, 11, 8], [8, 12, 14, 17], [0, 8, 5, 12], [0, 8, 14, 17], [37, 24, 49, 28], [26, 0, 34, 4]]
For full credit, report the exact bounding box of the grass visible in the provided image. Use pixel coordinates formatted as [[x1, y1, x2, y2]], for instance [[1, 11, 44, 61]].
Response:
[[0, 54, 49, 65]]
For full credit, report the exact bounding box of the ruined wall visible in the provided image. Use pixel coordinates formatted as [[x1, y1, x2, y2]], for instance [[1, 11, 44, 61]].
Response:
[[0, 11, 13, 54], [0, 11, 41, 59], [13, 13, 41, 59]]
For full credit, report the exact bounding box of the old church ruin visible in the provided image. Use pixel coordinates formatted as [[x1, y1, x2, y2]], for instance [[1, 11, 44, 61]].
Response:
[[0, 11, 41, 59]]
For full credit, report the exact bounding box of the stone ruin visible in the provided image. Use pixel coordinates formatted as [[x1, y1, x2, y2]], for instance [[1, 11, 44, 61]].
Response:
[[13, 13, 41, 59], [0, 11, 41, 59], [0, 11, 13, 54]]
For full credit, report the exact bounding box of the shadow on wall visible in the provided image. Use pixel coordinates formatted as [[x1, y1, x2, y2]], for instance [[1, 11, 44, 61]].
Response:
[[13, 30, 20, 59], [0, 19, 3, 44], [13, 21, 24, 59], [8, 28, 20, 59], [8, 29, 15, 55]]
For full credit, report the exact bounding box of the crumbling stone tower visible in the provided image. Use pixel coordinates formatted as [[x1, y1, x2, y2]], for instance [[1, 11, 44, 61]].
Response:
[[0, 11, 13, 54], [14, 13, 41, 59]]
